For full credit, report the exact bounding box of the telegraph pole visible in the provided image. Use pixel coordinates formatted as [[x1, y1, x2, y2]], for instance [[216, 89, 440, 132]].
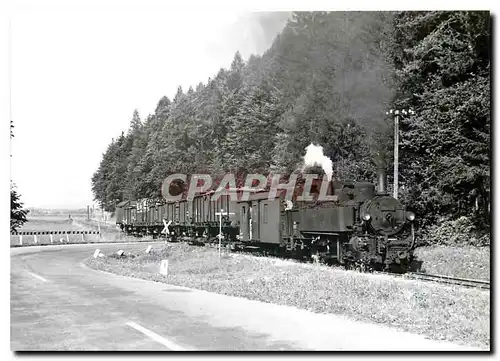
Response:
[[386, 108, 414, 199], [393, 110, 399, 199]]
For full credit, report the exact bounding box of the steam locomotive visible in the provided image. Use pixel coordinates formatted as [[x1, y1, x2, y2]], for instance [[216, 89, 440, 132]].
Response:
[[115, 168, 416, 272]]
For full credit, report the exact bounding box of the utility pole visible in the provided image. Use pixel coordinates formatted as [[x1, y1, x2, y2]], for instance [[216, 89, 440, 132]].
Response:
[[393, 110, 399, 199], [386, 108, 415, 199]]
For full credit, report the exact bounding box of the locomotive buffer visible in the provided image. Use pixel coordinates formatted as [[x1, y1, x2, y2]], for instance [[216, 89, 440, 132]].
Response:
[[215, 209, 235, 257]]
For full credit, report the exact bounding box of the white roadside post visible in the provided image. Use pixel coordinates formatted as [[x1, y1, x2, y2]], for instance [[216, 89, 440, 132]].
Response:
[[34, 234, 37, 244], [93, 249, 100, 258], [19, 235, 22, 246], [50, 234, 53, 244], [215, 209, 235, 257], [160, 260, 169, 276], [145, 245, 152, 254], [66, 233, 70, 243]]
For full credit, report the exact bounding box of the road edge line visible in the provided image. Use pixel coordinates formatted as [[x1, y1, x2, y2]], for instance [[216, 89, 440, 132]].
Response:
[[27, 271, 48, 282], [125, 321, 188, 351]]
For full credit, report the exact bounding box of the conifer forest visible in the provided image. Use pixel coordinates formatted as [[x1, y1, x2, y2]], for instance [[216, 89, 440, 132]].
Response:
[[91, 11, 490, 246]]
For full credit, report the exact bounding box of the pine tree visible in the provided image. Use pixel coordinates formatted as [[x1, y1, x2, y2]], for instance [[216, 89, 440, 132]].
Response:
[[124, 110, 149, 200]]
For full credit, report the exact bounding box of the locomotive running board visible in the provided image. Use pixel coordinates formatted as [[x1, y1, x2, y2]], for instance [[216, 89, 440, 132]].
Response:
[[302, 232, 340, 236]]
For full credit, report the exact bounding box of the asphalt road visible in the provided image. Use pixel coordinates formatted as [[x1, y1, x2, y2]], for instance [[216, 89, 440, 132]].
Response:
[[11, 243, 482, 351]]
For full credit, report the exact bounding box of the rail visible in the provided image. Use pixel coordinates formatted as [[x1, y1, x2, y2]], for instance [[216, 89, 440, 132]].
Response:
[[404, 272, 490, 290]]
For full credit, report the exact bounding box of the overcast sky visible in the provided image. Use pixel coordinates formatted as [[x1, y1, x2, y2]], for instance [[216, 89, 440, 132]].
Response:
[[10, 11, 289, 209]]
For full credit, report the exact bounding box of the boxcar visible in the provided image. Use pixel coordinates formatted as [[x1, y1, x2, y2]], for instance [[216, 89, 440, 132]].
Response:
[[237, 190, 286, 245]]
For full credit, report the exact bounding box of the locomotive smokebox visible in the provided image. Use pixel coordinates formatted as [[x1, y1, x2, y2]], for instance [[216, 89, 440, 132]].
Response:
[[376, 166, 387, 194]]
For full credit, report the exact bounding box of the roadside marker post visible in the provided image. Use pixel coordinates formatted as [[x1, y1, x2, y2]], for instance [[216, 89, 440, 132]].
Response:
[[19, 235, 22, 245], [93, 249, 100, 258], [81, 233, 85, 242], [50, 234, 53, 244], [66, 233, 70, 243], [160, 260, 169, 277], [34, 235, 37, 244], [145, 245, 152, 254]]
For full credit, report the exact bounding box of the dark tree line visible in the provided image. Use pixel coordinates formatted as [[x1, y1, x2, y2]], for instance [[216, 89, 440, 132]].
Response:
[[91, 11, 490, 244], [393, 11, 490, 243]]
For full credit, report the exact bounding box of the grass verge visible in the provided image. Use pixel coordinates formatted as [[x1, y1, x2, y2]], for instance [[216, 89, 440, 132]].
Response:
[[85, 243, 490, 349], [416, 246, 490, 281]]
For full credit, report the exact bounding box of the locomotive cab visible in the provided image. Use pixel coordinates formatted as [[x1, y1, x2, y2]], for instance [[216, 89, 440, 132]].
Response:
[[332, 181, 375, 204]]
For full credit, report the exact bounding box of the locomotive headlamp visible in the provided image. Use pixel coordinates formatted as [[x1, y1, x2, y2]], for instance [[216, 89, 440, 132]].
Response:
[[406, 211, 416, 221], [361, 213, 371, 221]]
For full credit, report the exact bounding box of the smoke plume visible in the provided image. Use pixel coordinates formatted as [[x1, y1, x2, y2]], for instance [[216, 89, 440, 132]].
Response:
[[301, 143, 333, 182]]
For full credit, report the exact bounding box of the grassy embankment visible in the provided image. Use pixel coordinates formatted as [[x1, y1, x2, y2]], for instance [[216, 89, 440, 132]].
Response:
[[85, 243, 490, 349], [415, 246, 490, 281]]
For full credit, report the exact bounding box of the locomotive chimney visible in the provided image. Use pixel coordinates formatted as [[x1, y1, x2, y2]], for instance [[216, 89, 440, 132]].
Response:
[[377, 166, 387, 194]]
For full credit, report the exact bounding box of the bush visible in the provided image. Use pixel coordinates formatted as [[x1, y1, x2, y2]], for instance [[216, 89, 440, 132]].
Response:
[[423, 216, 490, 247]]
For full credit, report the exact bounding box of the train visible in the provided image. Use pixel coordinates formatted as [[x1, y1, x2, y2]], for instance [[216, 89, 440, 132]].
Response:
[[115, 168, 416, 272]]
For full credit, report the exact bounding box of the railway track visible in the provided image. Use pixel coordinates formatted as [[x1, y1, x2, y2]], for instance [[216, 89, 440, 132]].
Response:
[[401, 272, 490, 290]]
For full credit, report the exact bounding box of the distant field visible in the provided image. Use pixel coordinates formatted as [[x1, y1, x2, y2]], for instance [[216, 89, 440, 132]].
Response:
[[16, 215, 83, 232], [10, 215, 133, 246]]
